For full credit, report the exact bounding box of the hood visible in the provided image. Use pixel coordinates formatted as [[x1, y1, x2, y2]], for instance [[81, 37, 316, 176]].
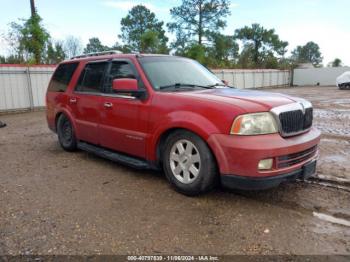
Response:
[[174, 88, 298, 112]]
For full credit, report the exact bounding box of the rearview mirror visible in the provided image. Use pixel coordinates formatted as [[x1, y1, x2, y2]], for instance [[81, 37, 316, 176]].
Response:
[[112, 78, 146, 99]]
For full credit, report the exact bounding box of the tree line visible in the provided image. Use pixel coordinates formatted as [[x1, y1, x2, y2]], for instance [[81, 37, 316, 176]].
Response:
[[0, 0, 344, 69]]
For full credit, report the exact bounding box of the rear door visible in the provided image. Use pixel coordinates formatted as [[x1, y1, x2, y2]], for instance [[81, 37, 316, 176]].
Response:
[[46, 62, 79, 130], [99, 59, 149, 158], [69, 61, 107, 145]]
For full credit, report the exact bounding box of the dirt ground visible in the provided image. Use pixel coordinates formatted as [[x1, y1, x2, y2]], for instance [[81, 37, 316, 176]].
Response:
[[0, 86, 349, 255]]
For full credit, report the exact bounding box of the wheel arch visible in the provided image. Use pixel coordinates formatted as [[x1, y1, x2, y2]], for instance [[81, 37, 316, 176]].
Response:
[[55, 112, 63, 128], [154, 127, 219, 172], [54, 109, 78, 137]]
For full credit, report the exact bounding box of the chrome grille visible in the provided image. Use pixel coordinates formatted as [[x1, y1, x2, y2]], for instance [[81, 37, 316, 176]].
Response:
[[278, 108, 313, 135], [271, 101, 313, 137]]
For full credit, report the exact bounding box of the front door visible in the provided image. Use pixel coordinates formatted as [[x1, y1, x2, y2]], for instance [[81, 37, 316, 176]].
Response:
[[99, 60, 149, 158]]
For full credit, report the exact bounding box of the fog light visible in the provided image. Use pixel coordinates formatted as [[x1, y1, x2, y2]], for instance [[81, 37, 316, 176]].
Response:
[[258, 159, 273, 170]]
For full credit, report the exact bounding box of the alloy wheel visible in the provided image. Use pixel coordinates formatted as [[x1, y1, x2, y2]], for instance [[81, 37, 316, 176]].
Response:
[[169, 139, 201, 184]]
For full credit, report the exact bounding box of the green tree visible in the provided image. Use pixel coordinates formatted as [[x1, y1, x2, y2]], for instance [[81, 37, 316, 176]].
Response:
[[331, 58, 342, 67], [8, 13, 50, 64], [83, 37, 110, 54], [120, 5, 168, 53], [111, 42, 132, 53], [237, 43, 255, 68], [46, 41, 66, 64], [46, 42, 56, 64], [0, 56, 6, 63], [5, 55, 24, 64], [261, 52, 279, 69], [168, 0, 231, 48], [140, 31, 168, 54], [291, 41, 323, 66], [181, 43, 207, 65], [208, 33, 239, 67], [234, 23, 288, 68]]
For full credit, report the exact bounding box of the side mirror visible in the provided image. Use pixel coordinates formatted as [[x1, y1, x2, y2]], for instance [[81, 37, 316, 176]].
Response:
[[112, 78, 146, 99], [222, 79, 229, 86], [112, 78, 138, 91]]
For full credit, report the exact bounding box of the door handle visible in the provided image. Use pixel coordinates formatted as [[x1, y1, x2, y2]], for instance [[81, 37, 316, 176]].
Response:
[[69, 98, 77, 104], [104, 102, 113, 108]]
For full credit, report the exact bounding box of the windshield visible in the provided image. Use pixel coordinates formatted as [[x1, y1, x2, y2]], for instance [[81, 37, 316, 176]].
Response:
[[138, 56, 223, 90]]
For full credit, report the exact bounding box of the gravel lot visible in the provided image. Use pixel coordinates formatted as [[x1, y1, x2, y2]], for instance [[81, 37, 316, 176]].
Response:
[[0, 86, 349, 255]]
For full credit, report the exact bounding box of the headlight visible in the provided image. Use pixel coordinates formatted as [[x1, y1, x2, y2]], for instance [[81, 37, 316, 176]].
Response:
[[230, 112, 278, 135]]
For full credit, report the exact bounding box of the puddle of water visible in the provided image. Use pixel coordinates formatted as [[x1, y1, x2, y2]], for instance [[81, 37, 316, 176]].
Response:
[[313, 211, 350, 227]]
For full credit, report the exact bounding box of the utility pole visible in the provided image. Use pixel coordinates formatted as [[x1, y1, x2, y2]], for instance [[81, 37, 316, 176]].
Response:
[[30, 0, 36, 17]]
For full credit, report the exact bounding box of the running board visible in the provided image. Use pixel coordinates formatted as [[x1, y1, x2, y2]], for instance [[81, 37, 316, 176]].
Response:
[[77, 142, 151, 170]]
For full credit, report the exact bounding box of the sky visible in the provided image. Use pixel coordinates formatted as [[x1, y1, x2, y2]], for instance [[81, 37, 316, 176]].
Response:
[[0, 0, 349, 66]]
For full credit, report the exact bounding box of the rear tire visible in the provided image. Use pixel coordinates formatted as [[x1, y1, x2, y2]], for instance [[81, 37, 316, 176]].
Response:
[[162, 130, 217, 196], [57, 114, 77, 151], [339, 83, 350, 90]]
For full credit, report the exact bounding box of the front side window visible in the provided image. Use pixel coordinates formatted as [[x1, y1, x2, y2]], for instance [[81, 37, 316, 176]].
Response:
[[138, 56, 223, 90], [48, 62, 78, 92], [105, 61, 137, 91], [75, 62, 107, 93]]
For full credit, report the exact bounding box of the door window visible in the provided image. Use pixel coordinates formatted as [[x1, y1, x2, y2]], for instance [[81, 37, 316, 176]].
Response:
[[75, 62, 107, 93], [105, 61, 137, 91]]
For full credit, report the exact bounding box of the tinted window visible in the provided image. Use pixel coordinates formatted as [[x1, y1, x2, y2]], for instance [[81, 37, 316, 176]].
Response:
[[75, 62, 107, 93], [48, 63, 78, 92], [105, 61, 136, 90]]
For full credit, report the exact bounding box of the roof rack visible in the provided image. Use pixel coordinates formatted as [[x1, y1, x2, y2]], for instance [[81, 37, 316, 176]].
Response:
[[70, 50, 122, 60]]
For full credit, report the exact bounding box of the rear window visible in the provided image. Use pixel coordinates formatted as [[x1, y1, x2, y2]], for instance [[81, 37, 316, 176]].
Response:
[[48, 62, 79, 92]]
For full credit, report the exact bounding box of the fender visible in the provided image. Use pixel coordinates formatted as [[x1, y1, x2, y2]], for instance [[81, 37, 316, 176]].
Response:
[[147, 111, 220, 161], [54, 106, 79, 138]]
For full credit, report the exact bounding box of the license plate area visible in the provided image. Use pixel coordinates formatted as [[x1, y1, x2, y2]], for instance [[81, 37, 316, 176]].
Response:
[[303, 160, 317, 179]]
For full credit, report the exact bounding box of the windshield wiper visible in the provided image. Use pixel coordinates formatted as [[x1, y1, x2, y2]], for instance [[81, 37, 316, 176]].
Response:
[[206, 83, 226, 88], [159, 83, 215, 90]]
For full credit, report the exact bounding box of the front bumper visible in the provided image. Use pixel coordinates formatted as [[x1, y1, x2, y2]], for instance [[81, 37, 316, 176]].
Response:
[[221, 160, 316, 190], [207, 128, 321, 189]]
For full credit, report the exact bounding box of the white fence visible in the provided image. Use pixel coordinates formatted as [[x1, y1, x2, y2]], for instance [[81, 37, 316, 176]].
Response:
[[0, 65, 55, 112], [212, 69, 291, 89], [0, 65, 292, 113], [293, 66, 350, 86]]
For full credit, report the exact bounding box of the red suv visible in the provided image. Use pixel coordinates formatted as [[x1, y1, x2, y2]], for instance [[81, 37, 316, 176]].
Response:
[[46, 52, 320, 195]]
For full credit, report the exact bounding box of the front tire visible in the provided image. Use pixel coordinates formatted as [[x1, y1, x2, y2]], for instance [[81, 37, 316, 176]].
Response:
[[162, 130, 217, 196], [57, 114, 77, 151]]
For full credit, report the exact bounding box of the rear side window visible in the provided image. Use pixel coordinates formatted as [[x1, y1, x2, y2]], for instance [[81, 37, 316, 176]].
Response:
[[48, 63, 79, 92], [75, 62, 107, 93]]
